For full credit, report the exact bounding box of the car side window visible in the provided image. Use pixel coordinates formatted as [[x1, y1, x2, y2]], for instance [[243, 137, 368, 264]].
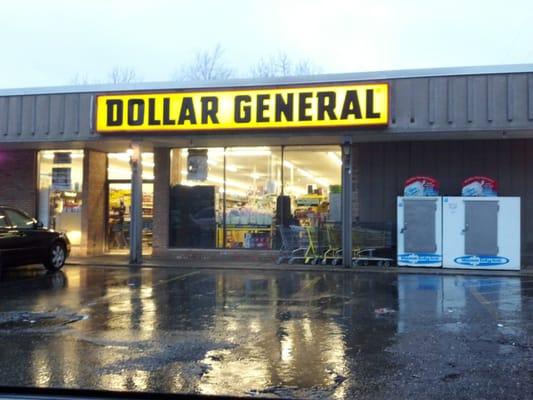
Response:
[[4, 209, 34, 228], [0, 211, 7, 228]]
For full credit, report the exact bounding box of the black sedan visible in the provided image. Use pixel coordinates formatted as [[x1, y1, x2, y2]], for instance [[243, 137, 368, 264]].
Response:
[[0, 206, 70, 272]]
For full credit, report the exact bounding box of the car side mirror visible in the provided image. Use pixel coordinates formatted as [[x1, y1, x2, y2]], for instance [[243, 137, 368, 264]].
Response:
[[34, 220, 44, 229]]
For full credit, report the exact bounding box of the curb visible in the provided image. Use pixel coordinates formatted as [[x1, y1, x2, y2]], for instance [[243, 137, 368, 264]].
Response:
[[65, 260, 533, 277]]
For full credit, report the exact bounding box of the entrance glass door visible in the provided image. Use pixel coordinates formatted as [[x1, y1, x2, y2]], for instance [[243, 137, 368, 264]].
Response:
[[107, 182, 154, 254]]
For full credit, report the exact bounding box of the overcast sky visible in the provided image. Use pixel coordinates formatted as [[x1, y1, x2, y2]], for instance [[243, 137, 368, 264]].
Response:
[[1, 0, 532, 88]]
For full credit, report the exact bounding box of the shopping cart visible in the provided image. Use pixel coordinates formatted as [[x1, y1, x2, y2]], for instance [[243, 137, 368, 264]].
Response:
[[328, 222, 395, 267], [277, 225, 322, 264], [277, 225, 306, 264], [319, 222, 342, 265], [352, 223, 395, 267]]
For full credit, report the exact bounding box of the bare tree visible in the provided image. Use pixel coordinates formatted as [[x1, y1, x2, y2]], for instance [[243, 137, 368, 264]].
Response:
[[176, 44, 234, 81], [69, 73, 91, 85], [250, 53, 321, 78], [108, 66, 139, 84]]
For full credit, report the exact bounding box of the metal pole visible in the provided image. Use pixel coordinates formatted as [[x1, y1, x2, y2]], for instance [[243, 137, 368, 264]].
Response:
[[129, 142, 143, 265], [341, 142, 353, 268]]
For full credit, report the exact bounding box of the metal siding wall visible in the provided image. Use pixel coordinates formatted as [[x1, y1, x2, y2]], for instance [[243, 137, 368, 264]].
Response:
[[432, 77, 448, 128], [79, 94, 93, 135], [20, 96, 35, 137], [391, 79, 410, 128], [472, 76, 487, 124], [528, 74, 533, 120], [0, 97, 8, 136], [452, 77, 467, 127], [35, 95, 50, 135], [512, 74, 528, 126], [64, 94, 79, 135], [1, 72, 533, 142], [356, 139, 533, 264], [7, 97, 21, 136], [411, 78, 429, 128], [491, 75, 508, 126], [48, 95, 64, 137], [525, 141, 533, 259]]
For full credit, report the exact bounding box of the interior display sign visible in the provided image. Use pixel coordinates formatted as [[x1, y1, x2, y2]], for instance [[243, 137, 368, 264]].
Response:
[[95, 83, 389, 133], [51, 167, 72, 191], [187, 149, 208, 181], [53, 152, 72, 164]]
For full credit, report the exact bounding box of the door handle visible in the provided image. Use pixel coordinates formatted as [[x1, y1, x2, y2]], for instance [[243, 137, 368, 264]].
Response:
[[400, 224, 407, 233]]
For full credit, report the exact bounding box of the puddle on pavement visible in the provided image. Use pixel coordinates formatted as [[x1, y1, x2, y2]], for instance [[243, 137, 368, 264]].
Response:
[[0, 311, 86, 331]]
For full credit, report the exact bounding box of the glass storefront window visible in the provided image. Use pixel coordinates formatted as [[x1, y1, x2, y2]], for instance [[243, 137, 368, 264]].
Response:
[[224, 147, 281, 249], [283, 146, 342, 226], [169, 146, 341, 250], [38, 150, 84, 246], [283, 146, 342, 260], [108, 152, 154, 180], [169, 148, 224, 248], [107, 152, 154, 254], [107, 182, 154, 252]]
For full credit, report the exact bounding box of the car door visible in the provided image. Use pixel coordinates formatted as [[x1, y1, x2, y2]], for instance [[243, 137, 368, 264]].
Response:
[[0, 210, 19, 266], [0, 209, 30, 266], [3, 208, 46, 265]]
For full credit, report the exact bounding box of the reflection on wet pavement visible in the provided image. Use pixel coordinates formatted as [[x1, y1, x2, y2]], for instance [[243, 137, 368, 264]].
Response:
[[0, 266, 531, 399]]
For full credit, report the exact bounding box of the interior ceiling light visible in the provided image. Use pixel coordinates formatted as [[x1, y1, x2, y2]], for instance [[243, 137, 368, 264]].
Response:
[[283, 160, 295, 168], [226, 150, 271, 156], [41, 150, 84, 160], [328, 152, 342, 166], [218, 187, 247, 197], [180, 170, 249, 191], [316, 178, 330, 187], [297, 168, 313, 179], [109, 153, 131, 162]]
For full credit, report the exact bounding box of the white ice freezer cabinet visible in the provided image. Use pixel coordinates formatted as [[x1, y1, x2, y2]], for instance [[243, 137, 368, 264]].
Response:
[[397, 197, 442, 267], [442, 197, 520, 270]]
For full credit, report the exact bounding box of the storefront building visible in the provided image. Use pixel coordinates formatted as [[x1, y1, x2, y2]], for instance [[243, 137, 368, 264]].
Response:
[[1, 65, 533, 267]]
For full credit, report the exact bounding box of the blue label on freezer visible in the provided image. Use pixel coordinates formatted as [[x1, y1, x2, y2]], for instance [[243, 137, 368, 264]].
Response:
[[454, 256, 509, 266], [398, 253, 442, 264]]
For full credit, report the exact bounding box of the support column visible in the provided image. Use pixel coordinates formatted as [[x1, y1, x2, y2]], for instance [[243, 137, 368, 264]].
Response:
[[341, 141, 353, 268], [129, 143, 143, 264], [81, 150, 106, 256], [152, 148, 170, 255], [351, 144, 360, 223]]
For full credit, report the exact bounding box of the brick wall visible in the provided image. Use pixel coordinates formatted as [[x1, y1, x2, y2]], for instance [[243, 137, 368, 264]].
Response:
[[0, 150, 37, 216], [152, 148, 170, 254], [80, 150, 106, 256]]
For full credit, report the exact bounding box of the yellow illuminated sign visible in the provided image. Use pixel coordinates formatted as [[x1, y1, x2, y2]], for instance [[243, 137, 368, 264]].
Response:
[[95, 83, 389, 133]]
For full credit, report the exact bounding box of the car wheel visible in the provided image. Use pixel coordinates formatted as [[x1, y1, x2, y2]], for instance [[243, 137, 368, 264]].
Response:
[[44, 242, 67, 271]]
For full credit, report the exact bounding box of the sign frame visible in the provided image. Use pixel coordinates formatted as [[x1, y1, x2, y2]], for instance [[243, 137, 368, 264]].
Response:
[[93, 81, 390, 134]]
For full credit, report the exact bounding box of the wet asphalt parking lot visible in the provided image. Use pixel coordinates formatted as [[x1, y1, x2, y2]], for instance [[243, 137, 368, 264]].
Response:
[[0, 265, 531, 399]]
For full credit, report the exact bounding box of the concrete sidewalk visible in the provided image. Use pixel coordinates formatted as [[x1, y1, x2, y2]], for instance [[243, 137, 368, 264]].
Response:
[[66, 254, 533, 277]]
